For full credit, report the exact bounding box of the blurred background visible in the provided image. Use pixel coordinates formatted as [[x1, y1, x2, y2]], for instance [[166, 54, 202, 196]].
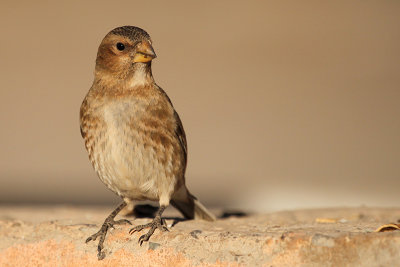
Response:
[[0, 1, 399, 212]]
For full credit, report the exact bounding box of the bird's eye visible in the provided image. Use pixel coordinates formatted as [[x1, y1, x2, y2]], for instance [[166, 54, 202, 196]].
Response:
[[116, 43, 125, 51]]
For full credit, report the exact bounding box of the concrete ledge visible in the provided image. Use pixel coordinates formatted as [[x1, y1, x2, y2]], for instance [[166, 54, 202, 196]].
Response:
[[0, 206, 399, 266]]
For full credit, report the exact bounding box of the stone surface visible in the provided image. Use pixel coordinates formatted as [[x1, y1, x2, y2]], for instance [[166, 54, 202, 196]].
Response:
[[0, 206, 399, 266]]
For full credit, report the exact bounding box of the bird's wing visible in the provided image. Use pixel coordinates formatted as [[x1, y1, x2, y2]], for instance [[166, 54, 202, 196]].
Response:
[[80, 126, 85, 138], [157, 87, 188, 167], [79, 97, 89, 139], [174, 110, 187, 166]]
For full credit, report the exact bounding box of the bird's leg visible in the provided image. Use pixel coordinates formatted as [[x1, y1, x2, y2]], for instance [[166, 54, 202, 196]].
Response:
[[129, 205, 169, 246], [86, 202, 131, 260]]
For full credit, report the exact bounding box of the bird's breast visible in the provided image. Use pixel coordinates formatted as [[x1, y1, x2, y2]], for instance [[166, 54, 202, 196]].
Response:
[[88, 98, 179, 201]]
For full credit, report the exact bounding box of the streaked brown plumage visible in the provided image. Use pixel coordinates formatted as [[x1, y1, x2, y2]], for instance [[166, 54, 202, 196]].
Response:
[[80, 26, 215, 260]]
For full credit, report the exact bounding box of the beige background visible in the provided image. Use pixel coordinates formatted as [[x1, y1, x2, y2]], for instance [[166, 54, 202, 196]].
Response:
[[0, 1, 399, 211]]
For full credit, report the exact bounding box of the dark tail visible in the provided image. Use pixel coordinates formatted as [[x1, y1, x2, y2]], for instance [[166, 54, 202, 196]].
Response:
[[171, 186, 216, 221]]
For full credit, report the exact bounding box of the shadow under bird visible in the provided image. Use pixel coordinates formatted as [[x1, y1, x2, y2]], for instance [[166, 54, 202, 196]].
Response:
[[80, 26, 215, 260]]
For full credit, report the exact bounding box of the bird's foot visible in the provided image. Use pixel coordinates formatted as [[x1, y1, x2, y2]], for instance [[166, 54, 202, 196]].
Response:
[[129, 217, 169, 246], [86, 218, 131, 260]]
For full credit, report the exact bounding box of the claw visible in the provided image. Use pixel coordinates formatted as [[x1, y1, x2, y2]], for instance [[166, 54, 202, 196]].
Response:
[[86, 226, 109, 260], [138, 235, 146, 246], [129, 222, 151, 234], [129, 227, 138, 235], [157, 220, 169, 232], [85, 202, 128, 260], [86, 232, 101, 243], [98, 251, 106, 260], [158, 219, 169, 231], [129, 217, 167, 245]]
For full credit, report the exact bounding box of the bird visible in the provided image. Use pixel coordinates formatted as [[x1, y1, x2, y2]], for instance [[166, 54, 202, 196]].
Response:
[[80, 26, 216, 260]]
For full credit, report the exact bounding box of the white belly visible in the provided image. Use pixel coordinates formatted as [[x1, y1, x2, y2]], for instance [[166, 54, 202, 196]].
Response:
[[90, 101, 170, 201]]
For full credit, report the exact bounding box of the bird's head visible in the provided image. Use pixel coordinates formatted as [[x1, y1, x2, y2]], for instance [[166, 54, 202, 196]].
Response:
[[94, 26, 156, 83]]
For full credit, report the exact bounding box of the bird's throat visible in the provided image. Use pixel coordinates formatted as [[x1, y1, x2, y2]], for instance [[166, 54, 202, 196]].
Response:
[[128, 63, 154, 88], [94, 63, 154, 92]]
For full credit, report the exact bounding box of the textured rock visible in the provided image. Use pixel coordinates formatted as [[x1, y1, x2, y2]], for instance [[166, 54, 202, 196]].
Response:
[[0, 206, 399, 266]]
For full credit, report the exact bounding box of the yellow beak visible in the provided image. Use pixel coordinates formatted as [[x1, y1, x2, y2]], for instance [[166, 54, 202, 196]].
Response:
[[133, 40, 157, 63]]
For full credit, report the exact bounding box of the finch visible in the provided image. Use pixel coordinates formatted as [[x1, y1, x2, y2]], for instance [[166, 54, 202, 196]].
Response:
[[80, 26, 215, 260]]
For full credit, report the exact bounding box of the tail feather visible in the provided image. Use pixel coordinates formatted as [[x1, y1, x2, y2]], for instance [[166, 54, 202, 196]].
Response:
[[171, 187, 216, 221]]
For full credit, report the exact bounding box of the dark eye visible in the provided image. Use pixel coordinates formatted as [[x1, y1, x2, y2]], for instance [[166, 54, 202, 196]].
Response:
[[116, 43, 125, 51]]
